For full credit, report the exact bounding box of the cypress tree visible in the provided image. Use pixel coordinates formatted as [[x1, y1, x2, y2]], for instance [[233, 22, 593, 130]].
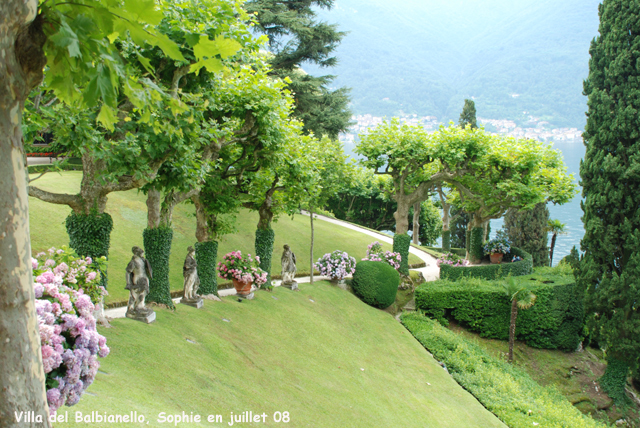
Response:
[[458, 99, 478, 129], [579, 0, 640, 403], [503, 203, 550, 267]]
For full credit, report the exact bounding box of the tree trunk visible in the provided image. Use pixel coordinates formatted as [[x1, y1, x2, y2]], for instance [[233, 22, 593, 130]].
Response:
[[508, 299, 518, 362], [146, 188, 161, 229], [549, 233, 557, 267], [394, 198, 410, 235], [1, 2, 52, 424], [193, 195, 210, 243], [412, 202, 421, 245], [310, 204, 315, 284]]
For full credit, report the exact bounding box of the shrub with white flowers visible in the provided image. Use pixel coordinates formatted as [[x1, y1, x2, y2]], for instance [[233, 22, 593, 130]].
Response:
[[362, 241, 402, 271], [315, 250, 356, 280], [32, 247, 109, 415]]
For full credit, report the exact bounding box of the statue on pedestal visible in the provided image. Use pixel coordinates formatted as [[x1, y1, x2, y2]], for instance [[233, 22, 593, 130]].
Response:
[[281, 244, 298, 290], [181, 246, 203, 308], [125, 246, 155, 323]]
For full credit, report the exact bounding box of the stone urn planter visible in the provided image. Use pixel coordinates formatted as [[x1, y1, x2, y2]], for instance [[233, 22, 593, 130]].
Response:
[[490, 253, 504, 264], [232, 278, 254, 299], [329, 277, 347, 286]]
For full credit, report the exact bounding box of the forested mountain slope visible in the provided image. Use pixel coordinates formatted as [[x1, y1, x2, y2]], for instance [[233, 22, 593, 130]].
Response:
[[306, 0, 600, 127]]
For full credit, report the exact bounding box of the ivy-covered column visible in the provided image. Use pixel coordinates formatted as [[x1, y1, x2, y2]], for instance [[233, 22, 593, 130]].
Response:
[[255, 228, 275, 289], [143, 227, 174, 308], [442, 230, 451, 252], [469, 227, 484, 264], [393, 233, 411, 275], [195, 241, 218, 296], [65, 212, 112, 288]]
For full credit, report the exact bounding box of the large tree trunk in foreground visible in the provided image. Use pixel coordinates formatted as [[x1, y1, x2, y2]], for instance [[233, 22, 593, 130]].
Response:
[[1, 2, 52, 424]]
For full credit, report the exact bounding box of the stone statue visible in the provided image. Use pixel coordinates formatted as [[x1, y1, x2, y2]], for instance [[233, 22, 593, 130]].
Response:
[[125, 246, 155, 323], [181, 246, 203, 308], [281, 244, 298, 290]]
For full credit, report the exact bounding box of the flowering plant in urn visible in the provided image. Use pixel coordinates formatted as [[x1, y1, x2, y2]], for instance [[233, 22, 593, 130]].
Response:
[[362, 241, 402, 271], [315, 250, 356, 280], [31, 247, 110, 414], [217, 251, 268, 286], [483, 238, 511, 256]]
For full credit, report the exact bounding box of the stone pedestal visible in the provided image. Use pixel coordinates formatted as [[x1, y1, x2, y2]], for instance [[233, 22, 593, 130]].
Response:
[[126, 310, 156, 324], [281, 281, 298, 291], [181, 298, 204, 308], [237, 292, 255, 300]]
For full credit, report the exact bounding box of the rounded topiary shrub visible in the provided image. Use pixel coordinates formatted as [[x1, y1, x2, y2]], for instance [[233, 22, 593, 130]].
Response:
[[351, 261, 400, 309]]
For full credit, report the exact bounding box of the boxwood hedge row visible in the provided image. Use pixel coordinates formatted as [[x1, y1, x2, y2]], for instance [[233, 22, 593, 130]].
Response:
[[414, 274, 584, 351]]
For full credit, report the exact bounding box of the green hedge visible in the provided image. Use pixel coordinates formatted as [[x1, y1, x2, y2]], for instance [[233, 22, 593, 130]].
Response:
[[424, 246, 466, 257], [255, 228, 275, 289], [393, 233, 411, 275], [143, 227, 174, 308], [65, 211, 112, 289], [414, 274, 584, 351], [439, 247, 533, 281], [195, 240, 218, 296], [400, 313, 605, 428], [469, 227, 484, 263], [351, 261, 399, 309]]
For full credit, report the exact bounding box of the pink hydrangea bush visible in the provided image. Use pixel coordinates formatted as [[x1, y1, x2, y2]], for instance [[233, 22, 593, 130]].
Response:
[[362, 241, 402, 271], [217, 251, 268, 285], [32, 247, 109, 415], [314, 250, 356, 280], [435, 253, 470, 267]]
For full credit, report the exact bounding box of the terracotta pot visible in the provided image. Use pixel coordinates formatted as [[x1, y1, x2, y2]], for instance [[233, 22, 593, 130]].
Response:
[[232, 278, 253, 296], [490, 253, 504, 264]]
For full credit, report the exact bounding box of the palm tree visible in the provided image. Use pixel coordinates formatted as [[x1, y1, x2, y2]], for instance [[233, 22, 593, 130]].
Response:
[[503, 278, 536, 362], [547, 219, 567, 267]]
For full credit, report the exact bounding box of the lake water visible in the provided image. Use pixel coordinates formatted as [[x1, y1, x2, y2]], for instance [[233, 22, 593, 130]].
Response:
[[489, 140, 586, 265]]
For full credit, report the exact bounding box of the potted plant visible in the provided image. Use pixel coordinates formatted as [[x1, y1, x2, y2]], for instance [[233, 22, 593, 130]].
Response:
[[314, 250, 356, 284], [217, 251, 268, 297], [483, 238, 511, 264]]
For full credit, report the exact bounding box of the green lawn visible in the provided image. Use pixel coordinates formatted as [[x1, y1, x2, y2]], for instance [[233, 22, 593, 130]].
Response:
[[28, 171, 421, 304], [65, 282, 505, 428]]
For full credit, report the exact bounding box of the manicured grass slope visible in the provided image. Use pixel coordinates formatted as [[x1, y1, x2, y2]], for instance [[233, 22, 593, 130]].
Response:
[[69, 283, 504, 428], [28, 172, 420, 304]]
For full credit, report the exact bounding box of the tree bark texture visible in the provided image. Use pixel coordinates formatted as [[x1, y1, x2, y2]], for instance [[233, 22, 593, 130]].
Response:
[[1, 1, 52, 425], [508, 299, 518, 363], [394, 197, 410, 235], [192, 194, 210, 243], [412, 202, 421, 245], [146, 188, 161, 229]]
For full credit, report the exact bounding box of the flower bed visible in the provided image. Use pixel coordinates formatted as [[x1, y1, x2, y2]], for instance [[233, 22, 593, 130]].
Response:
[[32, 247, 109, 414]]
